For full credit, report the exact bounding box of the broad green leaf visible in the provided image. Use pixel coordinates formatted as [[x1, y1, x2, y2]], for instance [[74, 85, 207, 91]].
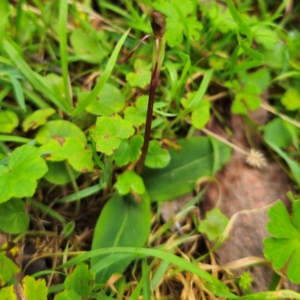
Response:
[[54, 289, 81, 300], [82, 83, 125, 116], [231, 82, 261, 115], [264, 201, 300, 283], [124, 95, 147, 127], [191, 100, 210, 130], [23, 276, 47, 300], [44, 73, 65, 96], [263, 118, 292, 148], [0, 285, 16, 300], [281, 89, 300, 111], [44, 161, 79, 185], [115, 171, 145, 195], [91, 115, 135, 155], [143, 137, 231, 202], [22, 108, 55, 132], [36, 120, 86, 144], [198, 208, 229, 241], [64, 263, 95, 299], [114, 135, 143, 167], [0, 198, 29, 233], [0, 252, 20, 286], [70, 28, 108, 63], [145, 140, 170, 168], [0, 111, 19, 133], [91, 193, 152, 283], [239, 69, 270, 92], [40, 137, 93, 172], [126, 59, 151, 88], [0, 145, 48, 203]]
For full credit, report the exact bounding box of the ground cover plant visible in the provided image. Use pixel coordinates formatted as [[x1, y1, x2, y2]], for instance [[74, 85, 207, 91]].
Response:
[[0, 0, 300, 299]]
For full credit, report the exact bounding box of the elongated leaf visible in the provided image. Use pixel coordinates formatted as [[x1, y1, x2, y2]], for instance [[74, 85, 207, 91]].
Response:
[[142, 137, 231, 202], [91, 193, 151, 283]]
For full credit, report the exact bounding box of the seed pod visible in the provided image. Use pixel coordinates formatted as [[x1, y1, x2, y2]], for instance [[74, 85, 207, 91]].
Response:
[[150, 11, 166, 39]]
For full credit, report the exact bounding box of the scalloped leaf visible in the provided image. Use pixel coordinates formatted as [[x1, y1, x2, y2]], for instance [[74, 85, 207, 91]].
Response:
[[23, 276, 47, 300], [115, 171, 145, 195], [0, 252, 20, 286], [145, 140, 170, 168], [0, 111, 19, 133], [0, 145, 48, 203], [22, 108, 55, 132]]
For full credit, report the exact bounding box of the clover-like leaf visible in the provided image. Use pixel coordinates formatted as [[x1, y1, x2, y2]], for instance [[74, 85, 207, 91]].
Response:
[[23, 108, 55, 131], [64, 263, 95, 299], [0, 252, 20, 286], [263, 200, 300, 283], [114, 135, 143, 167], [0, 145, 48, 203], [23, 276, 48, 300], [126, 59, 151, 88], [82, 83, 125, 116], [115, 171, 145, 195], [191, 100, 210, 130], [40, 136, 93, 173], [145, 140, 170, 168], [198, 208, 229, 241], [281, 89, 300, 111], [91, 115, 135, 155], [0, 285, 16, 299], [0, 111, 19, 133], [231, 82, 261, 115], [124, 95, 147, 127], [0, 198, 29, 234]]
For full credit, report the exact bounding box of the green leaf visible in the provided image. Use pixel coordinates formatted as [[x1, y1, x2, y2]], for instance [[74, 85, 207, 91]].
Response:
[[36, 120, 86, 144], [54, 289, 81, 300], [23, 276, 48, 300], [239, 271, 253, 291], [22, 108, 55, 132], [0, 145, 48, 203], [239, 69, 270, 92], [0, 252, 20, 286], [64, 263, 95, 299], [91, 115, 135, 155], [281, 89, 300, 111], [191, 100, 211, 130], [126, 59, 151, 88], [145, 140, 170, 168], [0, 285, 17, 300], [0, 198, 29, 233], [124, 95, 147, 127], [143, 137, 231, 202], [82, 83, 125, 116], [44, 73, 65, 96], [0, 111, 19, 133], [91, 193, 152, 283], [40, 137, 94, 172], [115, 171, 145, 195], [231, 82, 261, 115], [114, 135, 143, 167], [198, 208, 229, 241], [70, 28, 108, 63], [264, 201, 300, 283]]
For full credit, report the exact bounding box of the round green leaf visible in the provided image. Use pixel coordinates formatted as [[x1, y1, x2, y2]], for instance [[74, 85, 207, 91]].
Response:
[[115, 171, 145, 195], [82, 83, 125, 116], [0, 111, 19, 133], [191, 100, 211, 130], [23, 108, 55, 132], [36, 120, 86, 144], [0, 198, 29, 234], [145, 140, 170, 168], [281, 89, 300, 111]]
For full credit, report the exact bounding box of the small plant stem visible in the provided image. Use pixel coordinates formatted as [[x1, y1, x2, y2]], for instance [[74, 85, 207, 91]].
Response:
[[137, 13, 166, 174]]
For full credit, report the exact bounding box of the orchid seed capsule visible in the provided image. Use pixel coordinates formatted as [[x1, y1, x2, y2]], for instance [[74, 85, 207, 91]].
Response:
[[150, 11, 166, 39]]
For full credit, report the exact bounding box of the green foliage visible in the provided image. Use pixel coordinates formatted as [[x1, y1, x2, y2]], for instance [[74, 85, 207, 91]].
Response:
[[91, 193, 152, 283], [22, 276, 48, 300], [0, 145, 48, 203], [124, 95, 147, 127], [115, 171, 145, 195], [281, 89, 300, 111], [145, 140, 170, 168], [64, 263, 95, 299], [0, 285, 16, 300], [0, 198, 29, 233], [264, 200, 300, 283], [0, 111, 19, 133], [91, 115, 135, 155], [126, 59, 152, 88], [239, 271, 253, 292], [143, 137, 231, 201], [0, 252, 19, 286], [198, 208, 229, 241], [22, 108, 55, 132]]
